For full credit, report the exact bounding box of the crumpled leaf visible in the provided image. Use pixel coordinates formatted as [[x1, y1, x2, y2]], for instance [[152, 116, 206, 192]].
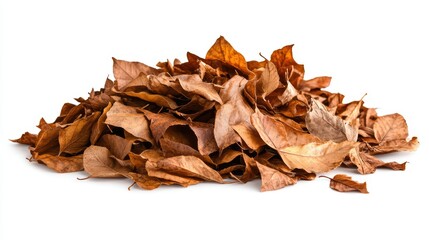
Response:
[[59, 112, 100, 154], [306, 99, 358, 142], [251, 108, 319, 149], [105, 102, 153, 143], [270, 44, 304, 87], [83, 145, 130, 178], [32, 152, 83, 173], [348, 148, 406, 174], [279, 141, 358, 173], [11, 132, 37, 146], [256, 162, 297, 192], [373, 113, 408, 143], [112, 57, 160, 91], [206, 36, 251, 76], [214, 76, 254, 150], [323, 174, 369, 193], [156, 155, 223, 183]]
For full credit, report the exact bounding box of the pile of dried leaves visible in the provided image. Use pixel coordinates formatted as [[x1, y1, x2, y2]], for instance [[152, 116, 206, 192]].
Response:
[[13, 36, 419, 193]]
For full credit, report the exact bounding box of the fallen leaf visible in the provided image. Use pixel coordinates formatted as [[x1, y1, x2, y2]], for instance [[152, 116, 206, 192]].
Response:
[[306, 99, 358, 142], [32, 152, 83, 173], [112, 57, 160, 91], [256, 162, 297, 192], [373, 113, 408, 143], [279, 141, 358, 173], [83, 145, 130, 178], [322, 174, 369, 193], [206, 36, 251, 76], [11, 132, 37, 146], [59, 112, 100, 154], [156, 155, 223, 183], [105, 102, 153, 143]]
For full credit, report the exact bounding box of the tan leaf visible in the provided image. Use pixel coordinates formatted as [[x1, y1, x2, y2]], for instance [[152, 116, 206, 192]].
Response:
[[373, 113, 408, 143], [146, 160, 201, 187], [214, 76, 254, 150], [156, 155, 223, 183], [105, 102, 153, 143], [32, 152, 83, 173], [112, 57, 160, 91], [256, 162, 298, 192], [299, 76, 331, 91], [83, 145, 130, 178], [124, 91, 178, 109], [306, 99, 358, 142], [159, 138, 214, 165], [348, 148, 376, 174], [59, 112, 101, 154], [251, 108, 319, 149], [98, 134, 133, 160], [279, 141, 358, 173], [176, 74, 222, 104], [231, 122, 266, 150], [127, 172, 161, 190], [323, 174, 369, 193], [371, 137, 419, 154], [188, 122, 218, 155], [206, 36, 250, 76]]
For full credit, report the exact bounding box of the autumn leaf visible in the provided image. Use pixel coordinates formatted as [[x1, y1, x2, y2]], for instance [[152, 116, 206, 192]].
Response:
[[251, 108, 319, 149], [214, 76, 254, 150], [124, 90, 178, 109], [11, 132, 37, 146], [270, 44, 304, 87], [322, 174, 369, 193], [97, 134, 133, 160], [59, 112, 101, 154], [32, 152, 83, 173], [83, 145, 130, 178], [373, 113, 408, 143], [256, 162, 297, 192], [156, 155, 223, 183], [105, 102, 153, 143], [306, 99, 358, 142], [176, 74, 223, 104], [206, 36, 251, 76], [112, 57, 160, 91], [279, 141, 358, 173]]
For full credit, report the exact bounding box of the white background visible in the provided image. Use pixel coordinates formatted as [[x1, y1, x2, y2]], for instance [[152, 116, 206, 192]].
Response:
[[1, 0, 428, 239]]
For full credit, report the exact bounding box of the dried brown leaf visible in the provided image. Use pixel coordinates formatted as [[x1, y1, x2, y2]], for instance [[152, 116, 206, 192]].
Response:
[[323, 174, 369, 193], [112, 57, 160, 91], [206, 36, 250, 76], [279, 141, 358, 173], [156, 155, 223, 183], [59, 112, 100, 154], [306, 99, 358, 142], [105, 102, 153, 143], [256, 162, 298, 192], [373, 113, 408, 143], [83, 145, 130, 178], [32, 152, 83, 173]]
